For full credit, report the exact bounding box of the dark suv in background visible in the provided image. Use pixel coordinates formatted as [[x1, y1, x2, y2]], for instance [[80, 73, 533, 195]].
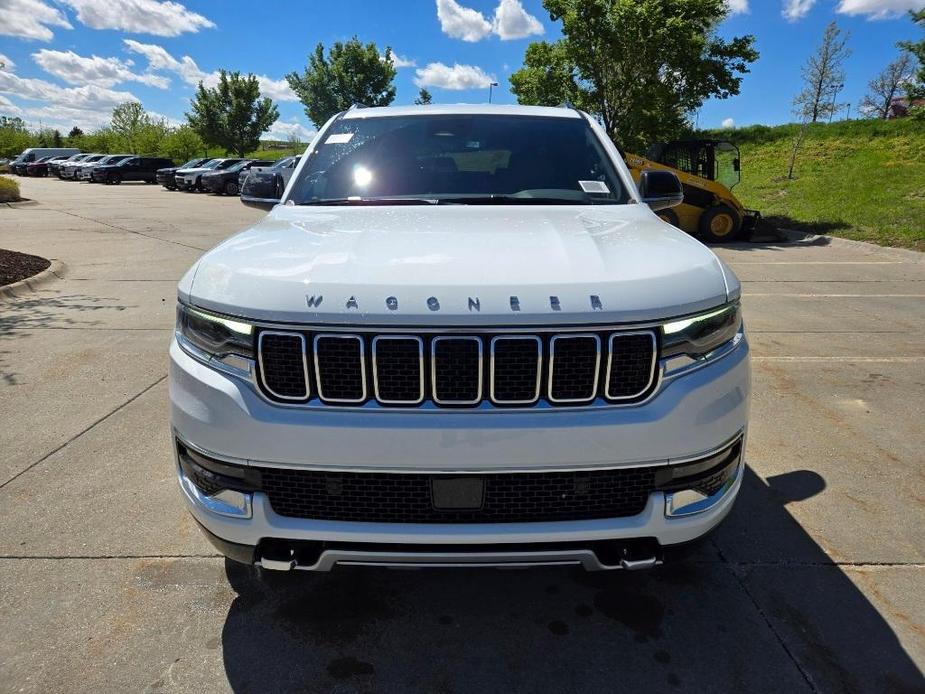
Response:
[[201, 159, 272, 195], [156, 158, 211, 190], [93, 156, 174, 184]]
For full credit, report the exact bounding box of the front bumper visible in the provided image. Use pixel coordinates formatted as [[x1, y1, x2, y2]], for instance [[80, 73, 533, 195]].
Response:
[[170, 333, 750, 570], [200, 176, 223, 193]]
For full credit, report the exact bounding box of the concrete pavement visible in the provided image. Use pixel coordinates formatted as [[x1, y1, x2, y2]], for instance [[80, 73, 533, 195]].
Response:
[[1, 177, 923, 693]]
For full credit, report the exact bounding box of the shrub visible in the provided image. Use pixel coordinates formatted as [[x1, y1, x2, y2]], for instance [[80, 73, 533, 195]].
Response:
[[0, 175, 21, 203]]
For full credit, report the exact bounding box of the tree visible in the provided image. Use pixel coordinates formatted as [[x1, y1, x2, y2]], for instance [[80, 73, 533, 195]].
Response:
[[414, 88, 433, 105], [509, 0, 758, 151], [52, 129, 63, 147], [111, 101, 150, 149], [899, 10, 925, 105], [0, 117, 32, 159], [161, 125, 206, 162], [67, 126, 84, 140], [187, 70, 279, 157], [860, 53, 916, 119], [287, 38, 397, 127], [793, 22, 851, 123]]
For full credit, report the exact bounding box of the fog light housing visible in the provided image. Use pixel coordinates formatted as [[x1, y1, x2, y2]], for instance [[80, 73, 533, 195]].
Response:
[[658, 438, 743, 518]]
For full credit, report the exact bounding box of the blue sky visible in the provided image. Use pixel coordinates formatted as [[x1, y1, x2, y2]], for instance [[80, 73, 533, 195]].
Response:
[[0, 0, 922, 140]]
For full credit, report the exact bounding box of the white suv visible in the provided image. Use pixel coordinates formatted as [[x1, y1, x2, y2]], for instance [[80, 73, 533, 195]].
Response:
[[170, 104, 750, 573]]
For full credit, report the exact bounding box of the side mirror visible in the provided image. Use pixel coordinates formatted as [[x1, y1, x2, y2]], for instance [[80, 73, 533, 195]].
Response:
[[240, 171, 284, 211], [638, 169, 684, 211]]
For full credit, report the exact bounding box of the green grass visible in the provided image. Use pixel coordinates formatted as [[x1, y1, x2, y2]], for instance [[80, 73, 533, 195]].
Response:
[[0, 175, 20, 203], [698, 119, 925, 251]]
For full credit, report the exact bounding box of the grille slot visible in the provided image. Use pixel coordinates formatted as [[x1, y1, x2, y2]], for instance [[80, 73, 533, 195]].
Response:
[[372, 336, 424, 404], [257, 332, 308, 400], [606, 332, 657, 400], [548, 334, 601, 403], [432, 336, 482, 405], [261, 466, 655, 523], [490, 336, 541, 404], [313, 334, 366, 403]]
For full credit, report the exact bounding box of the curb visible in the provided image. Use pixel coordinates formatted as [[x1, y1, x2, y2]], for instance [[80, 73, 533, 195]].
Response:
[[0, 259, 66, 300], [1, 199, 38, 208], [778, 228, 925, 262]]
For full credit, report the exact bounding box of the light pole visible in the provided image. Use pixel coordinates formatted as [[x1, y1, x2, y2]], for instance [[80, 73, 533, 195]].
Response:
[[828, 82, 843, 123], [488, 82, 499, 104]]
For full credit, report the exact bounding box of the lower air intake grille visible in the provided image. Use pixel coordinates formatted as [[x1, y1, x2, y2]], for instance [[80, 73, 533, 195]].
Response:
[[260, 466, 656, 523]]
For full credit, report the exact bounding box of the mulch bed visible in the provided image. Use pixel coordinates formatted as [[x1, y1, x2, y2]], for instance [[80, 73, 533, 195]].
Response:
[[0, 248, 51, 286]]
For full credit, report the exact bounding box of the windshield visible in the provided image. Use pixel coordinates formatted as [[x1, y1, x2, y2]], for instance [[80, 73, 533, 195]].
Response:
[[288, 114, 627, 205], [272, 156, 297, 169], [226, 160, 251, 172], [178, 158, 201, 168], [216, 159, 241, 170]]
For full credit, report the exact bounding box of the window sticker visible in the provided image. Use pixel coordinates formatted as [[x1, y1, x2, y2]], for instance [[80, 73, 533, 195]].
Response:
[[325, 132, 354, 144], [579, 180, 610, 194]]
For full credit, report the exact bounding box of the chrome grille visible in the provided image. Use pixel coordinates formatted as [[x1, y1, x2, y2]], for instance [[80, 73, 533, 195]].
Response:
[[257, 327, 657, 408]]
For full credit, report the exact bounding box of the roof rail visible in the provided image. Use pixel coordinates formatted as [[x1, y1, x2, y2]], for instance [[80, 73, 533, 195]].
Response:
[[348, 103, 369, 111]]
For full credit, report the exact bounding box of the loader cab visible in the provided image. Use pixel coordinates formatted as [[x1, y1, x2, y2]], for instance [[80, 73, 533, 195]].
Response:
[[645, 140, 741, 190]]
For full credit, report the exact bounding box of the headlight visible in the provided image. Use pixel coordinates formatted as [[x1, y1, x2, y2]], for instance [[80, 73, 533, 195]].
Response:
[[661, 302, 741, 359], [176, 303, 254, 360]]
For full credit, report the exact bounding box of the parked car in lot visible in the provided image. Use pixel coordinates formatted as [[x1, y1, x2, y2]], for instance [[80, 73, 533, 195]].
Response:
[[238, 155, 300, 193], [65, 153, 106, 180], [173, 104, 749, 575], [201, 159, 272, 195], [157, 158, 211, 190], [78, 154, 132, 181], [239, 156, 301, 206], [49, 153, 88, 177], [92, 156, 174, 184], [176, 158, 243, 192], [24, 155, 71, 177], [9, 147, 81, 174]]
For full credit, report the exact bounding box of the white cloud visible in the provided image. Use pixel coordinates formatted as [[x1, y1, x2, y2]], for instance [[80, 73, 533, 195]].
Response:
[[32, 49, 169, 88], [836, 0, 925, 19], [0, 55, 16, 70], [0, 0, 73, 41], [725, 0, 749, 14], [123, 39, 297, 101], [384, 52, 416, 69], [492, 0, 544, 39], [721, 117, 736, 129], [436, 0, 492, 41], [59, 0, 214, 37], [783, 0, 817, 20], [265, 120, 316, 142], [0, 62, 139, 129], [414, 62, 496, 90], [0, 95, 25, 117]]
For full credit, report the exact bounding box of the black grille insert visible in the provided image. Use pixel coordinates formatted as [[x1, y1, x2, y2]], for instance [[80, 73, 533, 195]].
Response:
[[373, 336, 423, 403], [432, 337, 481, 404], [491, 336, 541, 403], [549, 335, 600, 402], [261, 466, 655, 523], [607, 333, 657, 399], [258, 332, 308, 400], [314, 335, 365, 402]]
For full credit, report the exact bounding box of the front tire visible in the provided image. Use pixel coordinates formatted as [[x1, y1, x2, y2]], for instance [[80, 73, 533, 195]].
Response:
[[655, 208, 680, 227], [698, 205, 743, 243], [109, 172, 122, 185], [224, 181, 239, 196]]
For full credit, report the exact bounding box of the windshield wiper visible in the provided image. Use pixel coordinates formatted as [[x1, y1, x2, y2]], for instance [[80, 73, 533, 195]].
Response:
[[298, 197, 439, 206]]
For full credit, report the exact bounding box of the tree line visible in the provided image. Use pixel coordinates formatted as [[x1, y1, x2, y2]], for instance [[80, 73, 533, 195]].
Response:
[[2, 2, 923, 163]]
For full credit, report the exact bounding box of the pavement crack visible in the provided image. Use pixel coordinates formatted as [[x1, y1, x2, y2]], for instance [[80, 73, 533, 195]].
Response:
[[712, 538, 820, 693], [0, 375, 167, 489], [47, 208, 208, 251]]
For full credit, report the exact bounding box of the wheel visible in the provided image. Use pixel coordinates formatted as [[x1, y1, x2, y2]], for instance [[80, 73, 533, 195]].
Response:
[[698, 205, 743, 243], [224, 180, 239, 196], [655, 208, 679, 227], [109, 172, 122, 185]]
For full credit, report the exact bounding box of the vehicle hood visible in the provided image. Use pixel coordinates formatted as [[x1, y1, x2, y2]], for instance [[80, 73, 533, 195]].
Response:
[[185, 204, 732, 326], [177, 167, 211, 175]]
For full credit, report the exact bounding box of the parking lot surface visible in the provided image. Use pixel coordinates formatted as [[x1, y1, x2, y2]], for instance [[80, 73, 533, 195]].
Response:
[[1, 177, 923, 693]]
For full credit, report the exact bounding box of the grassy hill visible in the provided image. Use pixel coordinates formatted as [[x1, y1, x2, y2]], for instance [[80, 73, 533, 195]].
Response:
[[700, 118, 925, 250]]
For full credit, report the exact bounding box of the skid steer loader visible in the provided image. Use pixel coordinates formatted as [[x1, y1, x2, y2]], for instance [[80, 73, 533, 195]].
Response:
[[624, 139, 760, 243]]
